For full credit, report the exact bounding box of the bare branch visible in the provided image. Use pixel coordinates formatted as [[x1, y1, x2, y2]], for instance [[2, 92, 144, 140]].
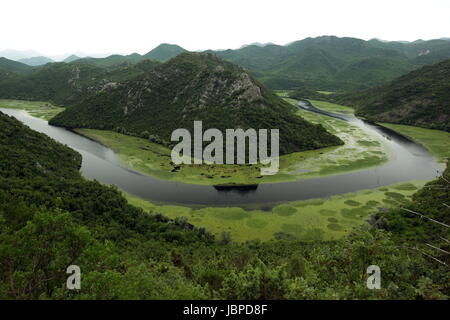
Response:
[[426, 243, 450, 255], [400, 207, 450, 228], [399, 246, 448, 267], [440, 176, 450, 184], [440, 236, 450, 244]]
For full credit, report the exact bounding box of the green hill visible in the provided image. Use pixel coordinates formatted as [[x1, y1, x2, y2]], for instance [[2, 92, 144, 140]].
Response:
[[333, 59, 450, 131], [63, 54, 81, 62], [211, 36, 450, 91], [50, 52, 342, 155], [143, 43, 187, 61], [0, 59, 160, 105], [0, 57, 33, 74], [74, 53, 146, 68]]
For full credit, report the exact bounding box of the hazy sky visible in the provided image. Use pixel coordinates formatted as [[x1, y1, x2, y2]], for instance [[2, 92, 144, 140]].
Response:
[[2, 0, 450, 56]]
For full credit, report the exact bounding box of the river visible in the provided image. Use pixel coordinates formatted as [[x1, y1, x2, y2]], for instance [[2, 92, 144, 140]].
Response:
[[1, 104, 443, 207]]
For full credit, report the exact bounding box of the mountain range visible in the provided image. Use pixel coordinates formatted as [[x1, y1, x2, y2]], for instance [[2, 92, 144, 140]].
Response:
[[2, 36, 449, 90], [18, 56, 54, 66], [208, 36, 450, 90], [1, 36, 449, 133]]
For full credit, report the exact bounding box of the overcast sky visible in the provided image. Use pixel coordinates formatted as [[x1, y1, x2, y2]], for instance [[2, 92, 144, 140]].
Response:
[[2, 0, 450, 56]]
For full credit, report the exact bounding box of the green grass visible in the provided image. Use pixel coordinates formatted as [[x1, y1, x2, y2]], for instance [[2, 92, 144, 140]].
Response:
[[0, 99, 64, 120], [124, 180, 425, 242], [274, 90, 293, 97], [308, 99, 355, 114], [317, 91, 334, 95], [380, 123, 450, 163]]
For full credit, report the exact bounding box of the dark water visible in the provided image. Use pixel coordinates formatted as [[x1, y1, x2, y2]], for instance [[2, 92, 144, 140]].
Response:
[[1, 106, 443, 207]]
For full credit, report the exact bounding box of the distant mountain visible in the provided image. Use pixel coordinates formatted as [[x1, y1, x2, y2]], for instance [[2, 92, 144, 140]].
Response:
[[2, 35, 449, 95], [75, 53, 148, 68], [210, 36, 450, 91], [0, 49, 42, 61], [18, 56, 54, 66], [334, 59, 450, 131], [368, 38, 450, 61], [50, 52, 342, 155], [239, 42, 276, 49], [63, 55, 81, 63], [143, 43, 187, 61], [0, 57, 33, 73]]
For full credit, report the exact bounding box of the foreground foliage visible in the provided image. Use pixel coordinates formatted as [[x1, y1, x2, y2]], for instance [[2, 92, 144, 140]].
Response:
[[0, 111, 448, 299]]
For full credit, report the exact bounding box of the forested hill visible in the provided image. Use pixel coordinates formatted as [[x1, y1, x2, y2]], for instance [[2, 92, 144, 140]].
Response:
[[333, 58, 450, 131], [142, 43, 187, 61], [0, 110, 448, 299], [210, 36, 450, 91], [50, 52, 343, 155], [0, 58, 160, 106], [0, 57, 33, 74]]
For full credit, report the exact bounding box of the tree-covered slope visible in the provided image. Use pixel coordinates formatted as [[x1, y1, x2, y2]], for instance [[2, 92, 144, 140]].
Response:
[[0, 110, 448, 299], [212, 36, 450, 91], [0, 57, 33, 74], [333, 59, 450, 131], [377, 162, 450, 245], [0, 59, 160, 106], [50, 52, 342, 155]]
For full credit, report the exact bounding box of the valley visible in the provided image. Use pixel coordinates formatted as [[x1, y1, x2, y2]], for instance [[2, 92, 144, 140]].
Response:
[[1, 29, 449, 300], [73, 99, 388, 185], [0, 96, 446, 242]]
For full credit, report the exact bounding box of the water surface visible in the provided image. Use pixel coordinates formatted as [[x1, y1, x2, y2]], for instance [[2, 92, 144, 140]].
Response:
[[1, 106, 442, 207]]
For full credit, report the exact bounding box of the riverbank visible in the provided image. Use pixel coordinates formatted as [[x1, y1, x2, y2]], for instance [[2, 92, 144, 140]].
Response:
[[0, 100, 444, 242], [124, 180, 426, 242], [380, 123, 450, 163], [0, 99, 64, 120], [75, 99, 389, 185]]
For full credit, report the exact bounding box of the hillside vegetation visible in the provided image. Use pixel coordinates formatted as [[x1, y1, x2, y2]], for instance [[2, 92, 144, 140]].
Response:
[[333, 59, 450, 131], [211, 36, 450, 91], [0, 110, 448, 299], [0, 58, 160, 105], [0, 57, 33, 74], [50, 52, 343, 155], [1, 37, 449, 98]]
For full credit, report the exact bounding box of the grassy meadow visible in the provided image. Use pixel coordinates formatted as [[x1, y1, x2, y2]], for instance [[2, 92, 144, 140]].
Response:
[[381, 123, 450, 163], [0, 99, 64, 120], [125, 180, 425, 242]]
